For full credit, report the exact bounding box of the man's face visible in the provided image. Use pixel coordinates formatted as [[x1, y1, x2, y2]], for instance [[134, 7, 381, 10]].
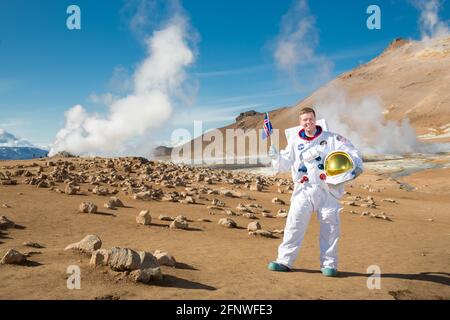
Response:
[[299, 112, 316, 131]]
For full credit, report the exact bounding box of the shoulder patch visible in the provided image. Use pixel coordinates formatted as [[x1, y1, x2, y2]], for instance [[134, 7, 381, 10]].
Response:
[[336, 135, 347, 143]]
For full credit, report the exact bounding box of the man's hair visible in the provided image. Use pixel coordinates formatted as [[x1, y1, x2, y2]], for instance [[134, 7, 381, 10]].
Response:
[[299, 107, 316, 118]]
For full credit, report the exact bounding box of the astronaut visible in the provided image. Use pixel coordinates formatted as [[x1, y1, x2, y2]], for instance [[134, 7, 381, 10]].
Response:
[[267, 107, 363, 277]]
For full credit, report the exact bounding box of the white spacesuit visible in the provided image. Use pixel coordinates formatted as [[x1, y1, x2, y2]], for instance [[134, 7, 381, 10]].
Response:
[[270, 121, 363, 272]]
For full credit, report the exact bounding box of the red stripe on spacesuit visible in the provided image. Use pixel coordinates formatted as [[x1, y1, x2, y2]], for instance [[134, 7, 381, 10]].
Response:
[[298, 125, 323, 141]]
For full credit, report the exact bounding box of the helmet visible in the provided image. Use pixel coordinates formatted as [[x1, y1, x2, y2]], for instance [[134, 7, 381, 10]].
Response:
[[324, 151, 355, 185]]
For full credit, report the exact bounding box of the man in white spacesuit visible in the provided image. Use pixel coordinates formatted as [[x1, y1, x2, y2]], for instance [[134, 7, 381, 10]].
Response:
[[267, 107, 363, 277]]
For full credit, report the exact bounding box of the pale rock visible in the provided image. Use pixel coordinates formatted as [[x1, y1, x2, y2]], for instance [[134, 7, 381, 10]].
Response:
[[153, 250, 176, 267], [218, 218, 237, 228], [136, 210, 152, 225], [79, 202, 98, 214], [247, 221, 261, 231], [65, 235, 102, 254]]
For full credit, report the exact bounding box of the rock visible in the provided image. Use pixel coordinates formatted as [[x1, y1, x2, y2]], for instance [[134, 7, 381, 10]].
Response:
[[1, 249, 27, 265], [218, 218, 237, 228], [130, 267, 163, 283], [276, 209, 288, 218], [133, 191, 152, 201], [271, 197, 285, 205], [225, 210, 237, 216], [247, 221, 261, 231], [92, 185, 108, 196], [250, 183, 262, 191], [382, 198, 397, 203], [378, 214, 392, 221], [108, 247, 141, 271], [79, 202, 98, 214], [65, 235, 102, 254], [65, 184, 79, 195], [207, 205, 225, 211], [211, 199, 225, 207], [109, 197, 125, 208], [179, 196, 195, 204], [90, 249, 111, 266], [197, 218, 211, 222], [219, 189, 235, 197], [272, 229, 284, 235], [138, 251, 160, 270], [153, 250, 176, 267], [22, 242, 45, 248], [249, 230, 273, 238], [0, 216, 15, 229], [158, 215, 174, 221], [169, 217, 189, 229], [236, 203, 252, 213], [242, 212, 257, 219], [136, 210, 152, 225], [262, 212, 274, 218], [104, 202, 115, 209]]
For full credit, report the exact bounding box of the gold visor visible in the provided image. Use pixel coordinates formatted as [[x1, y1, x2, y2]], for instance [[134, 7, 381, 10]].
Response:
[[324, 151, 354, 176]]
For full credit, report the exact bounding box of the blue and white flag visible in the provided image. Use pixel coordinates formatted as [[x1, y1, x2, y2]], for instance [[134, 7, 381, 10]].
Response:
[[262, 112, 273, 140]]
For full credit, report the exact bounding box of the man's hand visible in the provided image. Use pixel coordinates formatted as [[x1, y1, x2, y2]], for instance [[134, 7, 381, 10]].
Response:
[[268, 145, 279, 160]]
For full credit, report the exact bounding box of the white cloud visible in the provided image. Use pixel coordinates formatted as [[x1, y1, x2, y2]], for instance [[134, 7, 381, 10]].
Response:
[[273, 0, 334, 89]]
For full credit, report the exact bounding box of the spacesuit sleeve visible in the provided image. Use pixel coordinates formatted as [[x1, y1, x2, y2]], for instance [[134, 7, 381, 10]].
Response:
[[272, 141, 295, 173], [333, 134, 364, 173]]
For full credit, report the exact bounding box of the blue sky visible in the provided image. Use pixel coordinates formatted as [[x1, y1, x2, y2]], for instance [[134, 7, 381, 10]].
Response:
[[0, 0, 449, 148]]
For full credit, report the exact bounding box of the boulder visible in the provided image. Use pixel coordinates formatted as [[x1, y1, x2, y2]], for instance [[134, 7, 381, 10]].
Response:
[[136, 210, 152, 225], [1, 249, 27, 265], [249, 230, 273, 238], [90, 249, 111, 266], [130, 267, 163, 283], [108, 247, 141, 271], [170, 217, 189, 229], [153, 250, 176, 267], [79, 202, 98, 214], [218, 218, 237, 228], [65, 235, 102, 254], [271, 197, 285, 205], [0, 216, 15, 230], [65, 184, 79, 195], [247, 221, 261, 232]]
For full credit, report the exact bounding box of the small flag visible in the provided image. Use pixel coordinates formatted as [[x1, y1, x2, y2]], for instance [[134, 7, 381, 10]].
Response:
[[262, 112, 273, 140]]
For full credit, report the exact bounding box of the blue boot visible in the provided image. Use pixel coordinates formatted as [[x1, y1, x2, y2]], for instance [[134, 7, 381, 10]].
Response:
[[321, 268, 337, 277], [268, 261, 291, 272]]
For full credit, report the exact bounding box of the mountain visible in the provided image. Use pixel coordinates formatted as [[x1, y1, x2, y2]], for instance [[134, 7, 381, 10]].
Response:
[[0, 129, 48, 160], [176, 36, 450, 159]]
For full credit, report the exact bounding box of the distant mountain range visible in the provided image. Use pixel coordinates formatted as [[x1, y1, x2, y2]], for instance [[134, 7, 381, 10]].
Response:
[[0, 129, 48, 160]]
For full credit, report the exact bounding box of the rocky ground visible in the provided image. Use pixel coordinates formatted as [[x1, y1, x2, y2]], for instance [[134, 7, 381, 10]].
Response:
[[0, 156, 449, 300]]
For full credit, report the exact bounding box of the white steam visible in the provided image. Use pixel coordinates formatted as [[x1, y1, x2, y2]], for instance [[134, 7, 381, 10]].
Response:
[[413, 0, 449, 40], [314, 85, 450, 154], [49, 15, 195, 157], [273, 0, 333, 88]]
